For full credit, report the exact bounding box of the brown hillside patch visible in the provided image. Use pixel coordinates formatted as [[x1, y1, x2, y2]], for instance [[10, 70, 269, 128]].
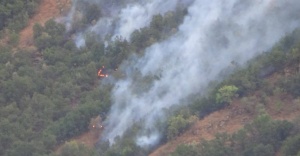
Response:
[[55, 128, 102, 154], [150, 101, 253, 156], [19, 0, 71, 48], [150, 95, 300, 156], [0, 31, 9, 46], [53, 92, 300, 156], [52, 67, 300, 156], [52, 91, 300, 156]]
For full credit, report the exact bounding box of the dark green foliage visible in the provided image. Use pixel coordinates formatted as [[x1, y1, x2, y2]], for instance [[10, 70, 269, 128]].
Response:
[[0, 46, 12, 64], [7, 141, 38, 156], [214, 29, 300, 98], [68, 1, 102, 33], [199, 134, 234, 156], [279, 73, 300, 97], [130, 8, 187, 53], [171, 144, 197, 156], [0, 19, 112, 155], [98, 138, 147, 156], [190, 95, 225, 119], [282, 134, 300, 156], [33, 23, 44, 39], [167, 115, 190, 140], [104, 141, 146, 156], [164, 108, 196, 139], [171, 115, 297, 156], [42, 47, 71, 65], [84, 5, 101, 24], [243, 114, 293, 149], [51, 102, 105, 142], [1, 3, 300, 156], [0, 0, 40, 31], [89, 40, 105, 62], [105, 37, 132, 69], [242, 144, 274, 156], [34, 20, 66, 50], [58, 141, 96, 156], [180, 30, 300, 127]]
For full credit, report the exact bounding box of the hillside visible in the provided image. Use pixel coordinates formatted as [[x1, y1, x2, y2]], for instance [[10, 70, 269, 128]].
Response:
[[1, 1, 300, 156], [151, 94, 300, 156], [150, 61, 300, 155], [19, 0, 71, 48], [54, 67, 300, 156]]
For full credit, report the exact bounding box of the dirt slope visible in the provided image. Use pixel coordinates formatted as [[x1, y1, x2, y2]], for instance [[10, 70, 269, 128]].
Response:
[[150, 94, 300, 156], [19, 0, 71, 48], [55, 130, 101, 154], [150, 101, 252, 156], [55, 73, 300, 156]]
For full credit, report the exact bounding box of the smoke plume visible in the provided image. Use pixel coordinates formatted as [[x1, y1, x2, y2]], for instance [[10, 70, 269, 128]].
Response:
[[62, 0, 193, 47], [99, 0, 300, 147]]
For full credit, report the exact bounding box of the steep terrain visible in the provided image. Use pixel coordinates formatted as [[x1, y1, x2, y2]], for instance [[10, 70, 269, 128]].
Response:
[[150, 96, 300, 156], [55, 130, 101, 154], [55, 85, 300, 156], [13, 1, 300, 155], [19, 0, 71, 48], [150, 68, 300, 156]]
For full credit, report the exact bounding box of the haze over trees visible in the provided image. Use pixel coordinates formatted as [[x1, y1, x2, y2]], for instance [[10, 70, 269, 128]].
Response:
[[1, 0, 300, 156], [0, 3, 188, 155]]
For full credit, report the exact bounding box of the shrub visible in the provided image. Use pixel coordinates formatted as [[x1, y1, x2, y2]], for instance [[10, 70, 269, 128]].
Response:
[[216, 85, 238, 104]]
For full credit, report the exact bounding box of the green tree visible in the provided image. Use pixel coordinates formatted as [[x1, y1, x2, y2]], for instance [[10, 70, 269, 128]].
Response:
[[0, 0, 39, 31], [199, 134, 233, 156], [7, 141, 37, 156], [282, 134, 300, 156], [171, 144, 197, 156], [243, 144, 274, 156], [167, 115, 189, 140], [59, 141, 96, 156], [216, 85, 238, 104], [245, 114, 293, 148], [34, 19, 66, 50]]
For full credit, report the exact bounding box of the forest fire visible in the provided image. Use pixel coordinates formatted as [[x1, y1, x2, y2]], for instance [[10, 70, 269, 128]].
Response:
[[98, 66, 108, 78]]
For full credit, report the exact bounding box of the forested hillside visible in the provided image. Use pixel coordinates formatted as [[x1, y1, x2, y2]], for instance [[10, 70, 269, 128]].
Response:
[[1, 1, 300, 156], [0, 2, 187, 155], [168, 29, 300, 156], [0, 0, 41, 32]]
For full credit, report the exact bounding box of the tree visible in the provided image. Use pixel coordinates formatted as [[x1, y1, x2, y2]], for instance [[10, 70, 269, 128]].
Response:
[[171, 144, 197, 156], [245, 114, 293, 149], [34, 19, 66, 50], [167, 115, 189, 140], [282, 134, 300, 156], [33, 23, 44, 39], [243, 144, 274, 156], [216, 85, 238, 104], [7, 141, 37, 156], [199, 134, 233, 156], [0, 0, 39, 31], [59, 141, 96, 156]]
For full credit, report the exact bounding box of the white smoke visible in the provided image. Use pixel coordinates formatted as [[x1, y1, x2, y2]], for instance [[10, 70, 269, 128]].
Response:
[[112, 0, 192, 39], [61, 0, 193, 47], [101, 0, 300, 147], [74, 32, 85, 48]]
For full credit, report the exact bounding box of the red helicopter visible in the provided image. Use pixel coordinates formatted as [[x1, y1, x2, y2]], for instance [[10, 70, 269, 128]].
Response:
[[97, 66, 108, 78]]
